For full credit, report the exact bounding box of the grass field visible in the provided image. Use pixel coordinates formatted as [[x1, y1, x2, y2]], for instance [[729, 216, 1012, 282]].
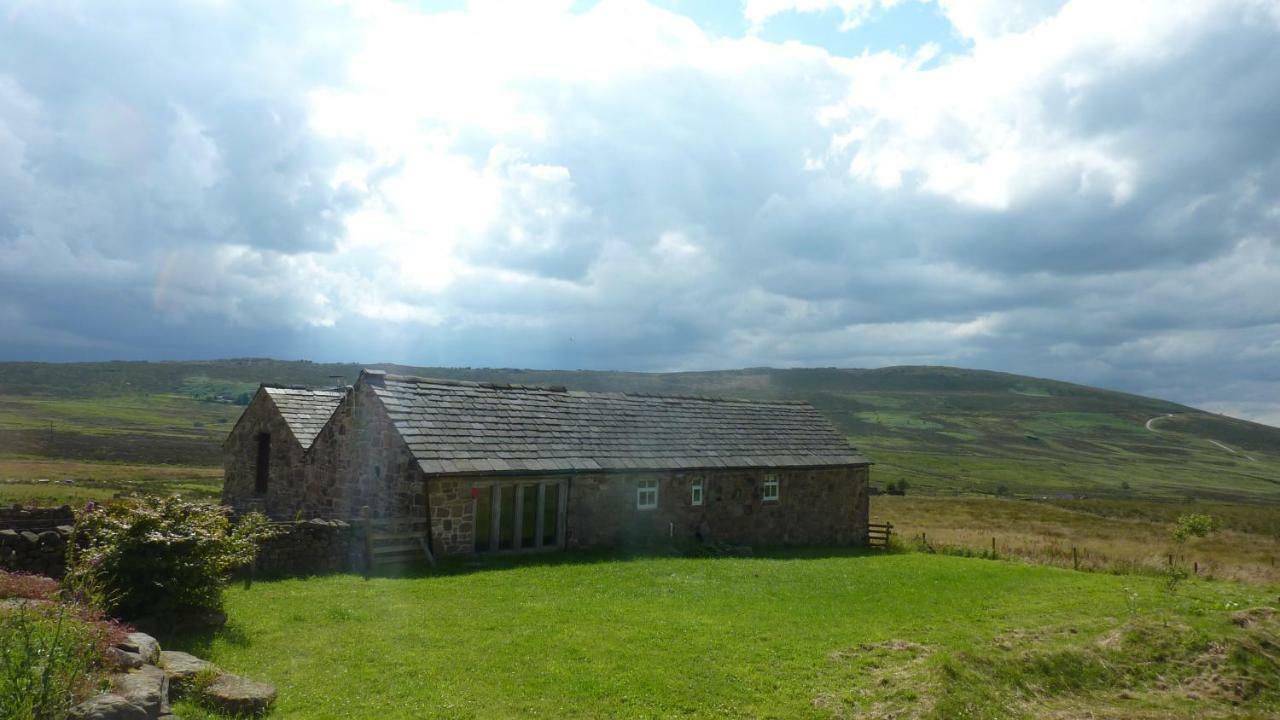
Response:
[[0, 459, 221, 506], [167, 551, 1278, 719], [872, 496, 1280, 585]]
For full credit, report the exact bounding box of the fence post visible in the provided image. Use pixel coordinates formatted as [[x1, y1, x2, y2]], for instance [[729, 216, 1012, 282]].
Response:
[[361, 505, 373, 579], [1193, 561, 1198, 575], [1072, 546, 1078, 571], [991, 537, 996, 557]]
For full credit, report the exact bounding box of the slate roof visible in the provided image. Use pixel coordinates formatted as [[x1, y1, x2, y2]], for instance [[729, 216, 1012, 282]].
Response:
[[263, 386, 346, 449], [364, 371, 868, 476]]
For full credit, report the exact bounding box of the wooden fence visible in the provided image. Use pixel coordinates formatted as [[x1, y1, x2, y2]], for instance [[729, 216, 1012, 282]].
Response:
[[868, 522, 893, 549]]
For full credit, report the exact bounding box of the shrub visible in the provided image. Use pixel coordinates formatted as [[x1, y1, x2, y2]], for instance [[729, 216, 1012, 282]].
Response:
[[65, 496, 271, 621], [0, 605, 112, 720], [1171, 513, 1218, 543]]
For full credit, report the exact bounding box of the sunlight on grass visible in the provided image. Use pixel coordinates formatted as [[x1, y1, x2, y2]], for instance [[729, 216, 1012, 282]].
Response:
[[169, 552, 1272, 719]]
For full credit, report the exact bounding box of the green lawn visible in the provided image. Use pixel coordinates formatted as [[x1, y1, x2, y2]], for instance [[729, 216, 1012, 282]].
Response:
[[170, 552, 1277, 719]]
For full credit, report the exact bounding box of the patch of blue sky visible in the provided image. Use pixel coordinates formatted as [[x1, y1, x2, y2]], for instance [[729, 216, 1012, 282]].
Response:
[[757, 2, 967, 60]]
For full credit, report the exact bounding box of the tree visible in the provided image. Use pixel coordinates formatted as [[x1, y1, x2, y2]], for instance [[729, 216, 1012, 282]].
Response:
[[1171, 513, 1218, 543]]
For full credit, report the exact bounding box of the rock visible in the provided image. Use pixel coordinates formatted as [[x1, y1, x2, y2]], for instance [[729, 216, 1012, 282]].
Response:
[[200, 673, 277, 716], [112, 664, 168, 718], [106, 647, 145, 671], [20, 531, 39, 544], [119, 632, 162, 664], [159, 651, 216, 697], [57, 524, 75, 536], [67, 694, 149, 720], [37, 530, 62, 547], [0, 528, 18, 545]]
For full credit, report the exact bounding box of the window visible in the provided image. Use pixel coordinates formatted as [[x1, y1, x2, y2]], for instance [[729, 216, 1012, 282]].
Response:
[[254, 432, 270, 495], [690, 479, 703, 506], [763, 474, 779, 502], [637, 478, 658, 510]]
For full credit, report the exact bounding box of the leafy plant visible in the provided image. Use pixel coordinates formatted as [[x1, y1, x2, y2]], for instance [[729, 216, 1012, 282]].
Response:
[[65, 496, 272, 621], [1171, 513, 1219, 543], [0, 605, 111, 720]]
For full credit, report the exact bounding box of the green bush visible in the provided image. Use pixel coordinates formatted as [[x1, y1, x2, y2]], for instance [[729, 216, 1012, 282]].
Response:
[[0, 605, 112, 720], [66, 496, 271, 621], [1171, 513, 1218, 543]]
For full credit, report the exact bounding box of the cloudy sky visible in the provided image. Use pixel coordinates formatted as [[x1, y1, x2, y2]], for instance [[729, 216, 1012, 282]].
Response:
[[1, 0, 1279, 424]]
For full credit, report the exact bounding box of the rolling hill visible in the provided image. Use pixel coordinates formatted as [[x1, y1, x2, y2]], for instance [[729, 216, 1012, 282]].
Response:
[[1, 359, 1277, 502]]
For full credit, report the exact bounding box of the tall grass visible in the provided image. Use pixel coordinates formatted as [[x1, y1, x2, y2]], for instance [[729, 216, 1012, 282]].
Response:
[[0, 605, 111, 720], [874, 495, 1280, 585]]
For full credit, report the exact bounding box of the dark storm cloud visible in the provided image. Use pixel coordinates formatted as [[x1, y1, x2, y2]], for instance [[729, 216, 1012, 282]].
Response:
[[1, 0, 1279, 425]]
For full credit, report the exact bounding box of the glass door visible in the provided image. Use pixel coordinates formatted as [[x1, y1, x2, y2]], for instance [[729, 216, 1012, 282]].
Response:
[[473, 479, 566, 554]]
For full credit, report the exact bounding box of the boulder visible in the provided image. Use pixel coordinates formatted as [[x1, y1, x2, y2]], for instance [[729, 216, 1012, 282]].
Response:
[[67, 694, 149, 720], [159, 650, 216, 697], [37, 530, 63, 547], [112, 664, 168, 718], [20, 531, 38, 545], [200, 673, 277, 716], [119, 632, 162, 664], [0, 528, 18, 545], [57, 524, 75, 536], [106, 647, 144, 671]]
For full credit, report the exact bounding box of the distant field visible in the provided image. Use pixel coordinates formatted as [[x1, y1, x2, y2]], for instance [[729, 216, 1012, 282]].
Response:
[[0, 393, 239, 465], [872, 495, 1280, 585], [169, 552, 1278, 719], [0, 459, 221, 506]]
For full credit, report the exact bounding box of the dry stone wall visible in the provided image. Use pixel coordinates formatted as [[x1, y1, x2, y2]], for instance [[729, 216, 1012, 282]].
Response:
[[0, 505, 76, 576], [251, 519, 356, 577]]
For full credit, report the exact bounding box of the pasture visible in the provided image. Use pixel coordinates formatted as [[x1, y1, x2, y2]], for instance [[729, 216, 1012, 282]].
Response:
[[168, 551, 1278, 719], [873, 495, 1280, 585]]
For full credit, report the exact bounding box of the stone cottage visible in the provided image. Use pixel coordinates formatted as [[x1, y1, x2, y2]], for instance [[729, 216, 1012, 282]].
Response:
[[222, 384, 347, 517], [223, 370, 871, 557]]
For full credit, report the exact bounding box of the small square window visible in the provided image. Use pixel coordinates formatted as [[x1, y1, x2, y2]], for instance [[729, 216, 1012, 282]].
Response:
[[763, 474, 779, 502], [691, 479, 703, 506], [637, 478, 658, 510]]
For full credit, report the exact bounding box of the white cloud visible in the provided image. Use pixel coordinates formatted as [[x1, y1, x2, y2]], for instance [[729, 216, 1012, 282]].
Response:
[[1, 0, 1280, 425]]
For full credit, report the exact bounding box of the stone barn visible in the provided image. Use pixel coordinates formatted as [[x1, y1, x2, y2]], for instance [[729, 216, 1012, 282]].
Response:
[[221, 384, 347, 517], [223, 370, 871, 558]]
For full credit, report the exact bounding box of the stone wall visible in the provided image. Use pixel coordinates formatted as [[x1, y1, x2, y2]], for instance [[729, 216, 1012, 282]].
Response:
[[426, 477, 475, 556], [0, 505, 75, 529], [423, 465, 870, 557], [222, 389, 311, 518], [0, 524, 73, 577], [564, 466, 869, 550], [251, 519, 356, 577]]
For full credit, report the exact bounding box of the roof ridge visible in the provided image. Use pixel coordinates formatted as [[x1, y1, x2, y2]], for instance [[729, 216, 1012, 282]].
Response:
[[263, 384, 347, 393], [377, 373, 810, 406]]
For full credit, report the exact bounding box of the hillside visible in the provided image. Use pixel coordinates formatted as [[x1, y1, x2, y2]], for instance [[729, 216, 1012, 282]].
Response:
[[1, 360, 1278, 502]]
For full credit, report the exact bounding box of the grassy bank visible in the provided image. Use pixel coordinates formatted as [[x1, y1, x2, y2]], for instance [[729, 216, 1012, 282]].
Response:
[[169, 551, 1277, 719], [872, 495, 1280, 585]]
